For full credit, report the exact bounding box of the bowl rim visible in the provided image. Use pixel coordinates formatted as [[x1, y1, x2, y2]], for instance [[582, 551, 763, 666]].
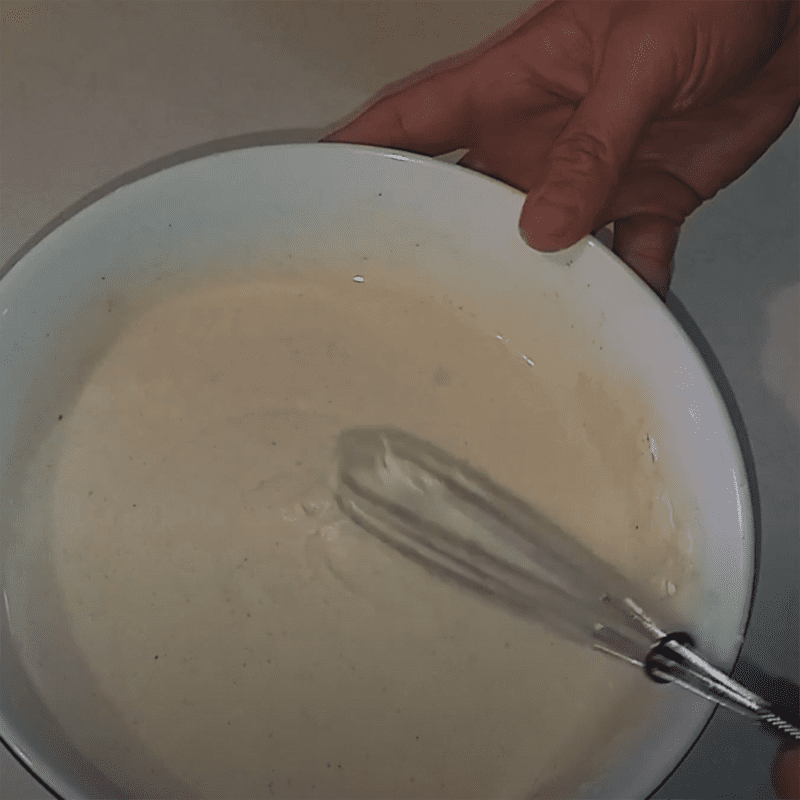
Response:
[[0, 139, 759, 800]]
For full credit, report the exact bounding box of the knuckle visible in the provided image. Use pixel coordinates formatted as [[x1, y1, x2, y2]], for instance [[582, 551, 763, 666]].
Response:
[[386, 80, 455, 140], [389, 100, 417, 140], [381, 94, 430, 142], [472, 50, 509, 92], [552, 132, 614, 178], [628, 241, 668, 269], [621, 217, 680, 270]]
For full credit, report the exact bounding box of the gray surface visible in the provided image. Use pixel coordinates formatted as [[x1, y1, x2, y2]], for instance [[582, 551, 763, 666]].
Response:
[[656, 117, 800, 800], [1, 3, 798, 798]]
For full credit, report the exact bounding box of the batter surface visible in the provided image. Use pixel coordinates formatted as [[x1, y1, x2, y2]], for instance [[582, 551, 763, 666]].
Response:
[[16, 266, 696, 798]]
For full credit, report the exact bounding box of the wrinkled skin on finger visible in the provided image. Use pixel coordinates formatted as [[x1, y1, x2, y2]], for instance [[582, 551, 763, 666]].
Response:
[[324, 1, 799, 299]]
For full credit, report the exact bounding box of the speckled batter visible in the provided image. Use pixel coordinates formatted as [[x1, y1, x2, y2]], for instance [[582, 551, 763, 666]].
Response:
[[12, 265, 697, 798]]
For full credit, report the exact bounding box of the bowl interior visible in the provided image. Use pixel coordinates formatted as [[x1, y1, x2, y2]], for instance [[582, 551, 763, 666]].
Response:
[[0, 144, 753, 799]]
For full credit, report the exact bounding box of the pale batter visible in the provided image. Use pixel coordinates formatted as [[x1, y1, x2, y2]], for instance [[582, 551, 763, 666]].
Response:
[[11, 265, 697, 798]]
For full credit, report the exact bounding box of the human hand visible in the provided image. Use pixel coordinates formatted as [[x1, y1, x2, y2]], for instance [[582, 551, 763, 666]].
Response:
[[772, 742, 800, 799], [323, 1, 799, 299]]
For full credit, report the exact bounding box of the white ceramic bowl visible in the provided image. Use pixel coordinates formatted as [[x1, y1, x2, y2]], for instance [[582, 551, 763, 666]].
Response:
[[0, 144, 754, 799]]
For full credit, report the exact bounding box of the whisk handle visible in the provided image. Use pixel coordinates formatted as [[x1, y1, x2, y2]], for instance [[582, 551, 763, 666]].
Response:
[[756, 710, 800, 741], [645, 633, 800, 741]]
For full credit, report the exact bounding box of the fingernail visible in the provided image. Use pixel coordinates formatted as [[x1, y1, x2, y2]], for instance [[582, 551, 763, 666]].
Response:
[[520, 201, 576, 251], [532, 201, 574, 238]]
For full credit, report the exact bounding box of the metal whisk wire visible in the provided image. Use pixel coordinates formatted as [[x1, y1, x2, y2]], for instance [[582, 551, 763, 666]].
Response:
[[335, 426, 800, 742]]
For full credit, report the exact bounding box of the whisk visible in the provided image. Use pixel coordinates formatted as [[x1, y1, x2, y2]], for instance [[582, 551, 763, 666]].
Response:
[[334, 426, 800, 740]]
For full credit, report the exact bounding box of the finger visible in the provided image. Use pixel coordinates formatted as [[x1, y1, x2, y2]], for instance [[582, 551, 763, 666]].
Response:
[[455, 104, 574, 191], [609, 165, 702, 225], [519, 18, 675, 252], [321, 68, 475, 156], [321, 0, 564, 153], [613, 214, 680, 300], [772, 743, 800, 800]]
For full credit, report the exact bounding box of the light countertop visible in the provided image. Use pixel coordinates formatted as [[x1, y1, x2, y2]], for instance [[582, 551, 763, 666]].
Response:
[[2, 3, 798, 799]]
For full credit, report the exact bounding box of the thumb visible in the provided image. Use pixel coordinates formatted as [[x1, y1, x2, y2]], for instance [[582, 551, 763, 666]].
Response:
[[519, 25, 673, 252]]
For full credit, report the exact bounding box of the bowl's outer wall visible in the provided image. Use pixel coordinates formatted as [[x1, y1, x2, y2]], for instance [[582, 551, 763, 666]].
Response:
[[0, 145, 753, 799]]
